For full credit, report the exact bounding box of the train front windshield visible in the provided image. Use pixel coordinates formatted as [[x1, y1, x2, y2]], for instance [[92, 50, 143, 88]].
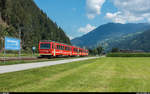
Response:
[[40, 43, 51, 49]]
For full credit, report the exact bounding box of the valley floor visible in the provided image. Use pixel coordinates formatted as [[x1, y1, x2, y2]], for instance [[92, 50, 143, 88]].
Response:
[[0, 57, 150, 92]]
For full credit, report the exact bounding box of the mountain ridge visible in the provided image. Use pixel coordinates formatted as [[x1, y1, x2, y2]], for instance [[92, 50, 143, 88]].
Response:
[[71, 23, 150, 50]]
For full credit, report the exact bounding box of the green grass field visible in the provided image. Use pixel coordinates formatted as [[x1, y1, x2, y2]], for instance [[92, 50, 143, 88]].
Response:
[[0, 57, 150, 92]]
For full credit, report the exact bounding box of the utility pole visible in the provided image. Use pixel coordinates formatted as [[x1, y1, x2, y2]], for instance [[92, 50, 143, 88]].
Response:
[[1, 37, 5, 63], [19, 26, 21, 60]]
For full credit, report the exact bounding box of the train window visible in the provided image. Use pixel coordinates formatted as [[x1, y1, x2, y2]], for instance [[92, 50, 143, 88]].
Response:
[[57, 45, 59, 49], [59, 45, 60, 49], [68, 47, 70, 51], [59, 45, 61, 50], [68, 47, 69, 51], [59, 45, 61, 49], [62, 46, 63, 50], [40, 43, 50, 49], [69, 47, 71, 51], [67, 47, 69, 51], [60, 45, 62, 50], [65, 47, 67, 51], [61, 46, 63, 50], [52, 44, 54, 49]]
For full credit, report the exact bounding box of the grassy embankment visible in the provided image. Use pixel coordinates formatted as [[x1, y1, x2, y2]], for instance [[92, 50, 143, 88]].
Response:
[[0, 53, 39, 57], [0, 56, 90, 66], [0, 57, 150, 92], [0, 52, 92, 66]]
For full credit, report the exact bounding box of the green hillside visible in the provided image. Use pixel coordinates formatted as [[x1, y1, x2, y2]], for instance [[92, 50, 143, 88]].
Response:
[[0, 0, 71, 52], [114, 29, 150, 52]]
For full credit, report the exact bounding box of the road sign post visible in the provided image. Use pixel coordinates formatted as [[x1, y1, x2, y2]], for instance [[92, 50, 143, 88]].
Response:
[[2, 38, 5, 63], [19, 27, 21, 60], [32, 47, 36, 57]]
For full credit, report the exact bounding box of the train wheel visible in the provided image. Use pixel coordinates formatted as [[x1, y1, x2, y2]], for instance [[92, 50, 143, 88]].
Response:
[[47, 55, 52, 59], [38, 55, 45, 58]]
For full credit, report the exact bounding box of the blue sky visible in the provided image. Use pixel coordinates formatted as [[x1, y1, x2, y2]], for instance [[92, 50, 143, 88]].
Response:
[[34, 0, 150, 39]]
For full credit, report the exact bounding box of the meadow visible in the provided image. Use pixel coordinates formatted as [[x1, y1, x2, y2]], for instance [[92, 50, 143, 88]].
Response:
[[0, 57, 150, 92]]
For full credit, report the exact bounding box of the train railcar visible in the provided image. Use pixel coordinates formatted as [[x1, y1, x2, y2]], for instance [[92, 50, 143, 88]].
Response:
[[39, 40, 88, 57]]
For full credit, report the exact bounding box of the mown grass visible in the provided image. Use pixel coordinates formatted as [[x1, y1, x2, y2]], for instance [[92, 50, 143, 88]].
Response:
[[0, 57, 150, 92]]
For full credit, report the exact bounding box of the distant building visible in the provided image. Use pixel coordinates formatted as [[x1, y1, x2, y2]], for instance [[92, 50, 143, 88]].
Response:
[[119, 49, 145, 53]]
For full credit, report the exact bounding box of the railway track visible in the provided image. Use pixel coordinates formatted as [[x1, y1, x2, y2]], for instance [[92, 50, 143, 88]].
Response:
[[0, 57, 45, 61], [0, 56, 81, 61]]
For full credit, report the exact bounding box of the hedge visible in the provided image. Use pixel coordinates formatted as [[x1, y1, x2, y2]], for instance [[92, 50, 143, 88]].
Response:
[[106, 53, 150, 57]]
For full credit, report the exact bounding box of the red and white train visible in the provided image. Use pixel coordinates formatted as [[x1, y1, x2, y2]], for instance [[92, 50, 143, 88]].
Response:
[[39, 40, 88, 57]]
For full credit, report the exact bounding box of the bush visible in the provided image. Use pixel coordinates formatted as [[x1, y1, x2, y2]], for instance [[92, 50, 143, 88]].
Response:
[[106, 53, 150, 57], [111, 48, 119, 53]]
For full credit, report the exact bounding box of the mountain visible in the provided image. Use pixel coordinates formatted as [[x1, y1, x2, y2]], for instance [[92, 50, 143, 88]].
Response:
[[112, 29, 150, 52], [71, 23, 150, 50], [0, 0, 71, 52]]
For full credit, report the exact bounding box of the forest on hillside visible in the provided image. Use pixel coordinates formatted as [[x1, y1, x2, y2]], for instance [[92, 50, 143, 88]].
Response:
[[0, 0, 71, 53]]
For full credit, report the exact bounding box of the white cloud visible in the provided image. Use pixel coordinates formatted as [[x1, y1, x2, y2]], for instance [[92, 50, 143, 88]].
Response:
[[86, 0, 106, 19], [106, 11, 145, 24], [68, 35, 74, 40], [78, 24, 96, 34], [105, 0, 150, 23], [113, 0, 150, 14], [106, 12, 126, 24]]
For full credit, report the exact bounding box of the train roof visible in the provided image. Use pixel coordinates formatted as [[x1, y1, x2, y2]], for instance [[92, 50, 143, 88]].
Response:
[[40, 40, 88, 50]]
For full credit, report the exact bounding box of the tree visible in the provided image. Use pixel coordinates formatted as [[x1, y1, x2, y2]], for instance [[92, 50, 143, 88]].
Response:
[[96, 45, 103, 55], [111, 48, 119, 53], [88, 45, 104, 55]]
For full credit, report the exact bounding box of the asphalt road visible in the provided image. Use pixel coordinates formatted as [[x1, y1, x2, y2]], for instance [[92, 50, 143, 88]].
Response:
[[0, 57, 98, 74]]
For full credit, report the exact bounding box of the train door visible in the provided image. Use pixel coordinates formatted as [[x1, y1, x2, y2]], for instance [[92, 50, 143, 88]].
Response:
[[53, 42, 56, 56]]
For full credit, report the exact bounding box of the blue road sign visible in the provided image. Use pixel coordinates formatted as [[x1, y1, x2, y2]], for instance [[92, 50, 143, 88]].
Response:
[[5, 37, 20, 50]]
